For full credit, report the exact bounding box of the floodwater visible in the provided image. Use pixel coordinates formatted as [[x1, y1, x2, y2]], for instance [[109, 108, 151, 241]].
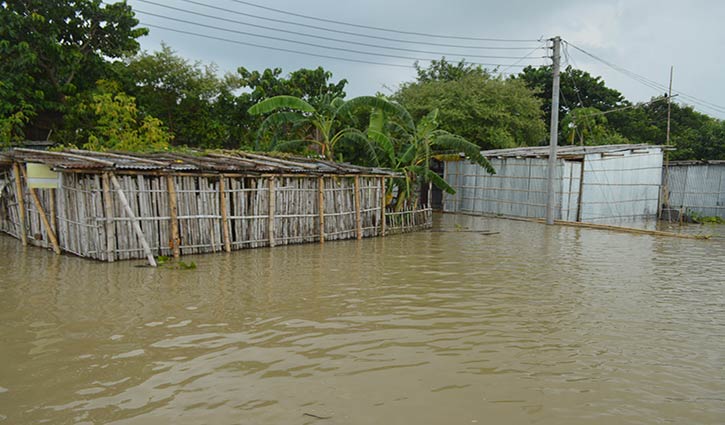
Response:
[[1, 214, 724, 425]]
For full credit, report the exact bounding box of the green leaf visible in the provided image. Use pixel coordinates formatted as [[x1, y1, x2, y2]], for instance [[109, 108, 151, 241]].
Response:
[[248, 95, 316, 115]]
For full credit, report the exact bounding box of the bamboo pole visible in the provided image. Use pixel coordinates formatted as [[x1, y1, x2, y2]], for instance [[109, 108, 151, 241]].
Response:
[[354, 175, 362, 240], [110, 173, 157, 267], [219, 175, 231, 253], [101, 173, 115, 262], [12, 162, 27, 245], [166, 174, 180, 258], [268, 177, 275, 247], [318, 176, 325, 244], [380, 177, 386, 237], [18, 165, 61, 254], [49, 188, 57, 236]]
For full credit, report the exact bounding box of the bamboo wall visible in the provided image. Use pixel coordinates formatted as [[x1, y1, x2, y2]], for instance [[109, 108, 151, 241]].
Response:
[[0, 169, 432, 262]]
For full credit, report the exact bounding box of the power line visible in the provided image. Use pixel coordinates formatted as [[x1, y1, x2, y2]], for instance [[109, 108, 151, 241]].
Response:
[[136, 10, 534, 68], [225, 0, 541, 42], [565, 41, 725, 115], [141, 23, 415, 68], [142, 22, 531, 70], [135, 0, 546, 60], [164, 0, 545, 50]]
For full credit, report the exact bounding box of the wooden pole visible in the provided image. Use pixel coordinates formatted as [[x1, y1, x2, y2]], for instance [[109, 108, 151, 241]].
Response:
[[12, 162, 27, 246], [101, 173, 116, 262], [219, 175, 231, 253], [380, 177, 386, 237], [18, 165, 61, 255], [49, 189, 57, 236], [110, 173, 157, 267], [166, 174, 180, 258], [268, 177, 275, 247], [354, 175, 362, 240], [318, 176, 325, 244]]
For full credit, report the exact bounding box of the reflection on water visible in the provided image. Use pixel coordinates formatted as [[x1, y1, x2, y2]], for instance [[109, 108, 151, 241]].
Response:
[[1, 214, 724, 424]]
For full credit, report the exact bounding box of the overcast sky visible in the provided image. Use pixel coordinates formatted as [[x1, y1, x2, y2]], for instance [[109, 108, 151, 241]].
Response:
[[127, 0, 725, 119]]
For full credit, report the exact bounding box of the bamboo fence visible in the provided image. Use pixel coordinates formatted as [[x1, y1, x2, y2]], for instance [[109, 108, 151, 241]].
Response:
[[0, 150, 431, 265]]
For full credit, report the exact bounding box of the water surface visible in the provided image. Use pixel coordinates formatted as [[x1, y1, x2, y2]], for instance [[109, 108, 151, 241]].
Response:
[[1, 214, 724, 424]]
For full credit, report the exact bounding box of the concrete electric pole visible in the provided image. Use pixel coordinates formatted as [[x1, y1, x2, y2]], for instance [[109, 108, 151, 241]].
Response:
[[545, 36, 562, 225]]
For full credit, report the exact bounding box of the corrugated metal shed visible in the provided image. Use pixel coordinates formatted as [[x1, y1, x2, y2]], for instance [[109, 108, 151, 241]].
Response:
[[444, 144, 665, 223], [664, 162, 725, 219]]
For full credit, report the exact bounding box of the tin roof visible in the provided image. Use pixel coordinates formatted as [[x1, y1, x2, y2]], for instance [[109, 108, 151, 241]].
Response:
[[0, 148, 398, 176], [480, 144, 667, 159]]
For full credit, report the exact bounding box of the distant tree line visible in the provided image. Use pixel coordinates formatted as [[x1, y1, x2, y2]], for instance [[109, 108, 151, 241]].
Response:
[[2, 0, 723, 163]]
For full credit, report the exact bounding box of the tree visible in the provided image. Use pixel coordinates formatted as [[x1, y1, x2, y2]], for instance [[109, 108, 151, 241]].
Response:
[[561, 107, 627, 146], [0, 0, 147, 139], [66, 81, 171, 152], [121, 44, 233, 148], [514, 65, 628, 126], [394, 67, 546, 150], [413, 57, 490, 83], [366, 105, 494, 210], [248, 94, 399, 160]]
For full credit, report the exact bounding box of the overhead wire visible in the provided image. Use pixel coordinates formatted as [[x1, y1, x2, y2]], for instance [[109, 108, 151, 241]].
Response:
[[156, 0, 546, 50], [134, 0, 546, 60], [136, 10, 535, 68], [565, 40, 725, 115], [224, 0, 541, 42], [140, 23, 415, 68]]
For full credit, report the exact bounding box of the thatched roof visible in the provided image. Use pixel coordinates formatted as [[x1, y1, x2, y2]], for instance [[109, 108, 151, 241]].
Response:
[[0, 148, 398, 176]]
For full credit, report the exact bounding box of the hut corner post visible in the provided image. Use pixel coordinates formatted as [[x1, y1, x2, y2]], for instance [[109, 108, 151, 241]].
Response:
[[166, 174, 180, 258], [354, 176, 362, 240], [219, 175, 231, 253], [11, 162, 28, 246], [110, 173, 157, 267], [101, 173, 116, 262], [268, 177, 275, 248], [18, 163, 61, 255], [380, 177, 386, 237], [318, 176, 325, 244]]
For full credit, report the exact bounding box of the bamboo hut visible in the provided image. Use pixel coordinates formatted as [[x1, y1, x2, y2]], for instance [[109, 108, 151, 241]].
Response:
[[0, 149, 432, 265]]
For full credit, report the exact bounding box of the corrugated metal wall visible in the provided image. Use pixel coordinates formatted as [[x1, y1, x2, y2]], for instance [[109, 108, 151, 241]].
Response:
[[443, 157, 577, 220], [664, 163, 725, 219], [443, 148, 663, 223], [579, 148, 663, 223]]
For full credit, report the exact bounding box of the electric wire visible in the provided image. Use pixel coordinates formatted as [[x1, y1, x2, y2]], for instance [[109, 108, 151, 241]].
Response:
[[565, 41, 725, 115], [136, 10, 534, 68], [164, 0, 545, 50], [135, 0, 545, 60], [225, 0, 541, 42]]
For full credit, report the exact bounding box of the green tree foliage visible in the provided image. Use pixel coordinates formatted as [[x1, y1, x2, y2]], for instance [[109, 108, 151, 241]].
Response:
[[121, 44, 234, 149], [68, 81, 171, 152], [366, 105, 494, 210], [394, 59, 546, 150], [561, 107, 627, 146], [0, 0, 147, 139], [515, 65, 628, 126], [248, 94, 397, 160]]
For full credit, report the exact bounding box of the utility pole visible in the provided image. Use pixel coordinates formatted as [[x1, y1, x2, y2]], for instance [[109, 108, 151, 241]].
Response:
[[545, 36, 561, 225], [666, 66, 673, 145]]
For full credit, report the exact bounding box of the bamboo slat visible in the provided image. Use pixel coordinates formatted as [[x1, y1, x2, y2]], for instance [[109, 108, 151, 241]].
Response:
[[219, 175, 231, 253], [110, 173, 157, 267], [102, 173, 115, 262], [12, 163, 27, 245], [268, 177, 275, 247]]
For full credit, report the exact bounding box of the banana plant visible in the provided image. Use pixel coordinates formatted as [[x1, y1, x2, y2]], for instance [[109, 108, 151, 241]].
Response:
[[248, 94, 407, 160], [367, 106, 494, 211]]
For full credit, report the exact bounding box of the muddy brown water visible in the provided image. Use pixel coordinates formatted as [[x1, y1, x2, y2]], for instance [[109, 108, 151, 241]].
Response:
[[1, 214, 724, 424]]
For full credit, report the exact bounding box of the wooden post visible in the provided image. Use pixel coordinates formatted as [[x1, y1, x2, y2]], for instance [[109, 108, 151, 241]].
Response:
[[354, 175, 362, 240], [318, 176, 325, 244], [18, 165, 61, 255], [110, 173, 157, 267], [49, 189, 57, 236], [219, 175, 231, 253], [101, 173, 116, 262], [12, 162, 27, 245], [166, 174, 180, 258], [380, 177, 386, 237], [268, 177, 275, 247]]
